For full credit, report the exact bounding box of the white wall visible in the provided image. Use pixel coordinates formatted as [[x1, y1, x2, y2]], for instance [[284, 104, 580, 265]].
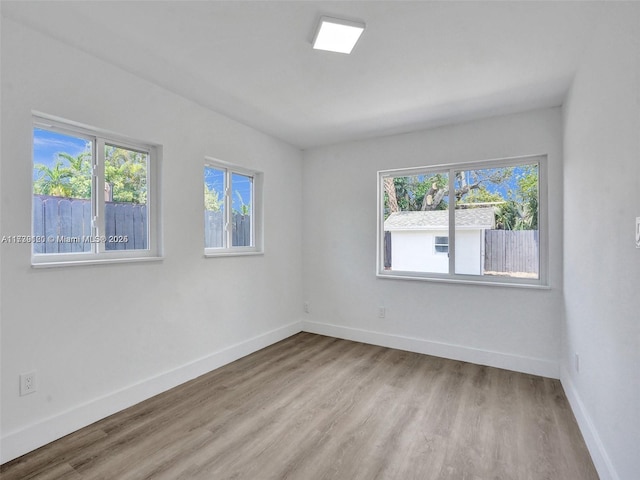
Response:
[[0, 19, 303, 462], [390, 230, 449, 273], [302, 108, 563, 378], [390, 229, 482, 275], [455, 229, 483, 276], [562, 4, 640, 480]]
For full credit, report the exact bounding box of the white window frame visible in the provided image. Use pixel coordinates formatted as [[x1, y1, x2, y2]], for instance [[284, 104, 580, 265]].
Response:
[[377, 154, 548, 288], [204, 157, 263, 257], [31, 114, 162, 267]]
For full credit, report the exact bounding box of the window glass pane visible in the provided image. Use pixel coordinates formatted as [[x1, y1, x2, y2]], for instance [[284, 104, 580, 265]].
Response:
[[434, 236, 449, 254], [104, 145, 148, 251], [382, 172, 449, 273], [32, 128, 93, 254], [454, 165, 539, 278], [204, 166, 226, 248], [231, 172, 253, 247]]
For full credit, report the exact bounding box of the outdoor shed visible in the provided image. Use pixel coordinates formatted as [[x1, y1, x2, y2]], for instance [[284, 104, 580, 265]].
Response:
[[384, 207, 495, 275]]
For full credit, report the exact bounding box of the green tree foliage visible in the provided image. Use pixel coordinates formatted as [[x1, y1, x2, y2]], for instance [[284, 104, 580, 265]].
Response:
[[384, 165, 539, 230], [60, 152, 92, 199], [462, 186, 504, 205], [105, 146, 147, 204], [204, 183, 222, 211], [384, 173, 448, 214], [492, 166, 538, 230], [33, 160, 73, 197], [516, 165, 538, 230], [34, 147, 148, 204]]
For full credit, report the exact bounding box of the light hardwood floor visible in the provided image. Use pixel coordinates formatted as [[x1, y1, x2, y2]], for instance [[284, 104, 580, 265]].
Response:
[[1, 333, 598, 479]]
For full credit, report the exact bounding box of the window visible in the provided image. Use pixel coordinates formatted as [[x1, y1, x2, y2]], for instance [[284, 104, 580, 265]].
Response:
[[434, 236, 449, 254], [378, 155, 547, 286], [204, 158, 262, 256], [32, 115, 161, 266]]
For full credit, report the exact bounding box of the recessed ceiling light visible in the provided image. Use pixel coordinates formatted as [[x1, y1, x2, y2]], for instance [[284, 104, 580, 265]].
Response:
[[312, 16, 365, 54]]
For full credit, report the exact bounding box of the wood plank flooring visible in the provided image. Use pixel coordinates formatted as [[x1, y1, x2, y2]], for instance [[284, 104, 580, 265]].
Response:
[[1, 333, 599, 479]]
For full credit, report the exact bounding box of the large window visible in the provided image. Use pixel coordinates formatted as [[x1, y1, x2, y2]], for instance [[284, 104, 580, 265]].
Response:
[[204, 158, 262, 256], [378, 155, 547, 286], [32, 116, 160, 266]]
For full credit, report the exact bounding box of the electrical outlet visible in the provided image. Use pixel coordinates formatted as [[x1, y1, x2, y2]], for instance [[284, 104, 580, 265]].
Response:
[[304, 302, 310, 313], [378, 306, 386, 318], [20, 371, 37, 396]]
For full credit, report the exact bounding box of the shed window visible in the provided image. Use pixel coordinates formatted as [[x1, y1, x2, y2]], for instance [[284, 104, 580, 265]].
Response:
[[434, 236, 449, 254]]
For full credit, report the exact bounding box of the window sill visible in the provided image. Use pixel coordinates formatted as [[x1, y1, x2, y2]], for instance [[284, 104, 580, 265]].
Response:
[[31, 256, 164, 269], [204, 250, 264, 258], [376, 271, 550, 289]]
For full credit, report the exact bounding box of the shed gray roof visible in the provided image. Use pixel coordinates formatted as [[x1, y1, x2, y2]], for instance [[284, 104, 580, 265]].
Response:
[[384, 207, 495, 231]]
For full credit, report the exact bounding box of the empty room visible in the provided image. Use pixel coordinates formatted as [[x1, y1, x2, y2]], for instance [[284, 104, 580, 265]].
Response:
[[1, 1, 638, 479]]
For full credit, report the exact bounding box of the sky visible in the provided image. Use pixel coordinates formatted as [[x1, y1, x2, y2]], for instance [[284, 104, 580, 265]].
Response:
[[204, 166, 252, 213], [33, 128, 89, 180]]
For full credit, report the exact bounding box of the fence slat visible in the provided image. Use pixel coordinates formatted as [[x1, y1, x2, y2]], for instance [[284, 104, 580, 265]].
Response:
[[43, 198, 59, 253], [33, 196, 44, 254], [114, 205, 125, 250], [205, 210, 223, 248], [58, 200, 73, 253], [132, 205, 144, 249], [71, 200, 89, 253]]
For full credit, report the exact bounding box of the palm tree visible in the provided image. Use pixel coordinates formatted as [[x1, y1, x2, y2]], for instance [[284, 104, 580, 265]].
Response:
[[33, 160, 72, 197], [59, 152, 92, 199], [58, 151, 91, 173]]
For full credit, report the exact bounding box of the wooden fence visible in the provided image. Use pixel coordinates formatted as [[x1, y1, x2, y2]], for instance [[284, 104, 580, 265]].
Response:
[[484, 229, 539, 275], [33, 195, 147, 253], [204, 210, 251, 248], [33, 196, 252, 253]]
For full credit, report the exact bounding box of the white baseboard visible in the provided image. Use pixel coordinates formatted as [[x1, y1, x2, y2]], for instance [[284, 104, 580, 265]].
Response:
[[301, 320, 559, 379], [0, 321, 302, 464], [560, 367, 620, 480]]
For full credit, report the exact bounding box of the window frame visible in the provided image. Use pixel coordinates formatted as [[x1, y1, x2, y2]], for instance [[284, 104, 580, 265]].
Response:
[[377, 154, 548, 288], [434, 236, 449, 255], [31, 114, 162, 267], [204, 157, 263, 257]]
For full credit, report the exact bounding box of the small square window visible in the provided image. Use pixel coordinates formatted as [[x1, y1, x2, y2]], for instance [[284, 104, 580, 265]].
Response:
[[434, 236, 449, 254]]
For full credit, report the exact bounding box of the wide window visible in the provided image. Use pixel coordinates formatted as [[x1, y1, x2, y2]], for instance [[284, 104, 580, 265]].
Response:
[[204, 158, 262, 256], [32, 116, 160, 266], [378, 155, 547, 286]]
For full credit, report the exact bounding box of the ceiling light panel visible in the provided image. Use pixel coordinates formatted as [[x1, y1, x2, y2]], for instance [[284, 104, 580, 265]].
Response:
[[312, 16, 365, 54]]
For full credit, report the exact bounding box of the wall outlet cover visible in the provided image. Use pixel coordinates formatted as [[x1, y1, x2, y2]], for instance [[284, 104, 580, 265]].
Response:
[[20, 372, 37, 396]]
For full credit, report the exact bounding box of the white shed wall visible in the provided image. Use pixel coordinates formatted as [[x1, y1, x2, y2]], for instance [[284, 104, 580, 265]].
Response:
[[390, 229, 483, 275]]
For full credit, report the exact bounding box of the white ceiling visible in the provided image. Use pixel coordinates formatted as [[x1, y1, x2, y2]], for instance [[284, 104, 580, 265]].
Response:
[[1, 1, 605, 149]]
